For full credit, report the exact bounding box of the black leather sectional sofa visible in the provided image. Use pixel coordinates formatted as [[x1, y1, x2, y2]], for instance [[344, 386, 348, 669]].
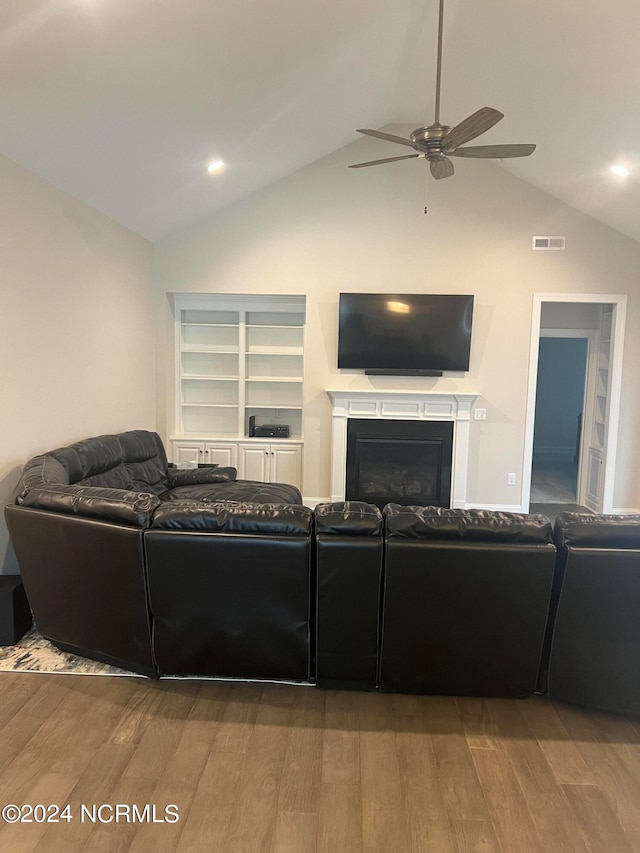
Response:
[[5, 430, 306, 678], [5, 430, 640, 714]]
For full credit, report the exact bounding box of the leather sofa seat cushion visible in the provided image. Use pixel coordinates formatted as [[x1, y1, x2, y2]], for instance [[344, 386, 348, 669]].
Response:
[[151, 501, 312, 535], [384, 504, 553, 544], [315, 501, 383, 536], [554, 512, 640, 549], [163, 479, 302, 505]]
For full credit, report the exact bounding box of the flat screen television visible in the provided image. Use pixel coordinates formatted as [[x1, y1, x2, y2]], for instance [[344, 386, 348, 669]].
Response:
[[337, 292, 474, 375]]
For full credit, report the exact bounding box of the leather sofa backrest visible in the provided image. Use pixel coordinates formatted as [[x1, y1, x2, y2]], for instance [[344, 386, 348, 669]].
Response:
[[14, 430, 167, 527], [554, 511, 640, 549], [314, 501, 383, 691], [315, 500, 383, 536], [19, 430, 168, 494], [151, 500, 312, 535], [384, 503, 553, 544]]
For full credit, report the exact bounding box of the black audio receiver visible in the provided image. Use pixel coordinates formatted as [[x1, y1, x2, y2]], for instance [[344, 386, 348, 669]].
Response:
[[254, 424, 290, 438]]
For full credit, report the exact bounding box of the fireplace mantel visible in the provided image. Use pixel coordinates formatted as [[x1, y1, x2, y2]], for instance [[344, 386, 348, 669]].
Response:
[[326, 389, 479, 508]]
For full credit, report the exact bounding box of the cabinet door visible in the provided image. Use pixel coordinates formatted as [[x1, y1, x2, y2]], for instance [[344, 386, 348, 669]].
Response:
[[270, 444, 302, 489], [205, 442, 238, 468], [173, 442, 205, 465], [584, 447, 604, 512], [238, 444, 271, 482]]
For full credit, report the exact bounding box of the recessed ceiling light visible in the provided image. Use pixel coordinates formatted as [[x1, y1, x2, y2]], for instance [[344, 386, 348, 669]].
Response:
[[611, 165, 629, 177], [207, 160, 225, 174]]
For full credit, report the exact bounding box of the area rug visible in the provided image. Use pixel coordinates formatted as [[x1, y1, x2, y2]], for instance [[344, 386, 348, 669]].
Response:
[[0, 628, 133, 676]]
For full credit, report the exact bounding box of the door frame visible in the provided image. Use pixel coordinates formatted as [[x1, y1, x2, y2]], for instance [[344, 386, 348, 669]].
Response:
[[522, 293, 627, 513]]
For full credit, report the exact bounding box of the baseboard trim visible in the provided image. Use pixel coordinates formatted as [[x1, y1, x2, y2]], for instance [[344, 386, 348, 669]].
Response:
[[302, 496, 331, 509], [464, 503, 526, 513], [611, 507, 640, 515]]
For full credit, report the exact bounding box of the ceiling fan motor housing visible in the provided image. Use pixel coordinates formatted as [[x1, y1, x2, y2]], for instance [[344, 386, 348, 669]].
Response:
[[410, 124, 452, 159]]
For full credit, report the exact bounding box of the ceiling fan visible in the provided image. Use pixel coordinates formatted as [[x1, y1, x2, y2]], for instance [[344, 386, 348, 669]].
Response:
[[349, 0, 536, 178]]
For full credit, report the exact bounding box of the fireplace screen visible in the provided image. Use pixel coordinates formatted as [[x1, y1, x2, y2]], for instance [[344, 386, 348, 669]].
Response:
[[346, 419, 453, 509]]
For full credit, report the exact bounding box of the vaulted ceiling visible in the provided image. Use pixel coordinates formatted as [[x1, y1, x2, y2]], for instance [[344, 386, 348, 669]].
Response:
[[2, 0, 638, 243]]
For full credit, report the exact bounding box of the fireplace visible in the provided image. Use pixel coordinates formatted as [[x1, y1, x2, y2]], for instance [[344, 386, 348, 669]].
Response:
[[327, 390, 478, 508], [346, 419, 453, 509]]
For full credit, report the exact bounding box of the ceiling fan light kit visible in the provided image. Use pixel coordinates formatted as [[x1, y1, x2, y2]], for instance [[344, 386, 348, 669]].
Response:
[[349, 0, 536, 178]]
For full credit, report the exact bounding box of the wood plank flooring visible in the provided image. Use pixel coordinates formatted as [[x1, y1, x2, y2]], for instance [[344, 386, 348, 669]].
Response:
[[0, 672, 639, 852]]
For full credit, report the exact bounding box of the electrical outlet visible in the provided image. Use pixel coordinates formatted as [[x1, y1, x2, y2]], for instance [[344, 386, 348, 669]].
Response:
[[275, 410, 282, 419], [507, 473, 517, 485], [474, 408, 487, 420]]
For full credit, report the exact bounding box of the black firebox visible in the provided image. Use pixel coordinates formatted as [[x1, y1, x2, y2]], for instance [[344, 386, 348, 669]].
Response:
[[345, 419, 453, 510]]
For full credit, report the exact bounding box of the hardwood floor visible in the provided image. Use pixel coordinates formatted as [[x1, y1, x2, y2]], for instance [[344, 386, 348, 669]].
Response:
[[531, 452, 579, 503], [1, 672, 639, 852]]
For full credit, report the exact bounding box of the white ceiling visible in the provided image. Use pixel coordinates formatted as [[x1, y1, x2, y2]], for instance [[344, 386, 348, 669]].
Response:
[[2, 0, 639, 243]]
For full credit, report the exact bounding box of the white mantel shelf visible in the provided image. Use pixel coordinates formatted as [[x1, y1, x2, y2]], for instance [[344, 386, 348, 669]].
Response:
[[326, 389, 479, 508]]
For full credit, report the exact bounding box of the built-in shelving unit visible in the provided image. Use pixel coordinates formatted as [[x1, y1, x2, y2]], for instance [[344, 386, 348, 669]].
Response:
[[584, 305, 613, 512], [172, 294, 306, 489], [592, 307, 611, 451]]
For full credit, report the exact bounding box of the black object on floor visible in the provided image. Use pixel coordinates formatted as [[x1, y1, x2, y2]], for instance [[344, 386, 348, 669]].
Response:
[[0, 575, 33, 645]]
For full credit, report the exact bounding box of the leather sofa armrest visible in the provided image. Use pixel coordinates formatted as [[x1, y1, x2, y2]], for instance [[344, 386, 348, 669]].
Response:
[[17, 484, 160, 527], [150, 500, 312, 535], [166, 466, 237, 488]]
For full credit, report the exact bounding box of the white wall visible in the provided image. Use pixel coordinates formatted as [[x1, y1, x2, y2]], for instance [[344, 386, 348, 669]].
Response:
[[154, 131, 640, 511], [0, 156, 156, 573]]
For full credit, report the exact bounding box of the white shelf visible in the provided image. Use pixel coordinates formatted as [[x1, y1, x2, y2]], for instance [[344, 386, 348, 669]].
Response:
[[246, 346, 303, 355], [246, 376, 303, 383], [182, 374, 239, 381], [181, 344, 239, 352], [246, 324, 302, 330], [181, 403, 238, 409], [245, 405, 302, 411]]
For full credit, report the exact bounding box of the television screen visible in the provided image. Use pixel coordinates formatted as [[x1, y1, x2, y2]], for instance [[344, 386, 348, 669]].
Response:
[[337, 293, 474, 374]]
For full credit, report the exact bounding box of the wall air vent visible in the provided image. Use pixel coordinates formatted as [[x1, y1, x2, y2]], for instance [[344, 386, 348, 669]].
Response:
[[532, 236, 566, 250]]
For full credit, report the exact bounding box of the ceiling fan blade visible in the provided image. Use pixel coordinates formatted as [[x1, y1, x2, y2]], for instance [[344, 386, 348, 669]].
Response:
[[442, 107, 504, 151], [449, 143, 536, 159], [430, 156, 454, 180], [356, 129, 417, 149], [349, 154, 421, 169]]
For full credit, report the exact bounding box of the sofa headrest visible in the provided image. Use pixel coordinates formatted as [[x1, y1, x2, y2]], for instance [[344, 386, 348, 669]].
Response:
[[554, 512, 640, 550], [384, 504, 554, 544], [314, 501, 383, 536], [118, 430, 168, 495], [150, 501, 313, 535], [17, 430, 168, 497]]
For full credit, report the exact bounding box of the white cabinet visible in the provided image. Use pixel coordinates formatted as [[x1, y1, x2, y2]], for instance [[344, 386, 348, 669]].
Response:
[[238, 442, 302, 487], [585, 446, 604, 512], [170, 439, 302, 490], [172, 441, 238, 468]]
